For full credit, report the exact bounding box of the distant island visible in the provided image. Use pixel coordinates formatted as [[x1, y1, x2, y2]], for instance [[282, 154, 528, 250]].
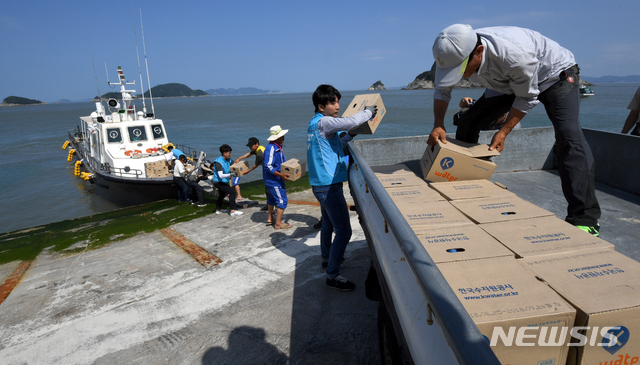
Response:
[[368, 81, 386, 91], [91, 84, 282, 101], [205, 87, 282, 96], [1, 96, 46, 107]]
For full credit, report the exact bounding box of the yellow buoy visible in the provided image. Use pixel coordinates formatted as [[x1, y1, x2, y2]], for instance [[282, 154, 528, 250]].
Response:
[[74, 160, 82, 176], [161, 142, 176, 153], [67, 149, 76, 162], [62, 141, 70, 149]]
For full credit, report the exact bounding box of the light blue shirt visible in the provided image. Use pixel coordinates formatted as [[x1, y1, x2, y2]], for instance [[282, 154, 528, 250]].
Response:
[[306, 110, 371, 186], [435, 26, 576, 114]]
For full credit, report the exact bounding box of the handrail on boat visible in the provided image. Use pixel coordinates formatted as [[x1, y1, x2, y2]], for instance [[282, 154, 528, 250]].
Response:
[[347, 141, 501, 365]]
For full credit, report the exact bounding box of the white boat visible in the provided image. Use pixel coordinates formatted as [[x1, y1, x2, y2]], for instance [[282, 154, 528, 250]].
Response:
[[65, 66, 205, 205]]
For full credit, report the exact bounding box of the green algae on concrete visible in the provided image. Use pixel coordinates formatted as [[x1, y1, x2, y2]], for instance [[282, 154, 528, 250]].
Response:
[[0, 176, 312, 265]]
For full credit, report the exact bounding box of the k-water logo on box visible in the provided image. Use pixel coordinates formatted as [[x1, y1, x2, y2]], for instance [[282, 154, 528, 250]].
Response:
[[435, 157, 459, 181], [486, 325, 637, 363]]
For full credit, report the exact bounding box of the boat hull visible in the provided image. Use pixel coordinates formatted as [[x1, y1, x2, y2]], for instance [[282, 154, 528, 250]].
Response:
[[91, 172, 177, 205]]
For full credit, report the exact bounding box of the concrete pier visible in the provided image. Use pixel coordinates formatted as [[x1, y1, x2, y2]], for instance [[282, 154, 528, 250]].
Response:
[[0, 186, 381, 364]]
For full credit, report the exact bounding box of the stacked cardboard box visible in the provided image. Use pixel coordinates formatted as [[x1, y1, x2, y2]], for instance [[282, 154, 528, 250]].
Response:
[[439, 256, 576, 365], [449, 196, 556, 224], [480, 216, 614, 259], [387, 177, 639, 364], [412, 224, 513, 264], [144, 160, 170, 178], [521, 250, 640, 365], [429, 179, 516, 201]]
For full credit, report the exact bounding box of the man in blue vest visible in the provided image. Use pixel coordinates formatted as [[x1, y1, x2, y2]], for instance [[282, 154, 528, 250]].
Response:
[[307, 84, 377, 291]]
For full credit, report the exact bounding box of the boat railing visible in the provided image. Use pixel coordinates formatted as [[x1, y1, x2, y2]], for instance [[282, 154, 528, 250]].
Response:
[[173, 144, 199, 160]]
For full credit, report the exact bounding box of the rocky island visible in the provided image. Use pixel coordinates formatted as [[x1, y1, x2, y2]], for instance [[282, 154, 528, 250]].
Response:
[[368, 80, 386, 91], [1, 96, 46, 107]]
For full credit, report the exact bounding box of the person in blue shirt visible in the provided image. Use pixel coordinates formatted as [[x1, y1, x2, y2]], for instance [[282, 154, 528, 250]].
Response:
[[307, 84, 377, 292], [210, 144, 243, 216], [263, 125, 290, 229]]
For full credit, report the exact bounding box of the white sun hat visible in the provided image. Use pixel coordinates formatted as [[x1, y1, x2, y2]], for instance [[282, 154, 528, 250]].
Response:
[[432, 24, 478, 87], [267, 125, 289, 141]]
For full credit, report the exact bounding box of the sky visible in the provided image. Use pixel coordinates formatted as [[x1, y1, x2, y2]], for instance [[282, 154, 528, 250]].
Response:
[[1, 0, 639, 103]]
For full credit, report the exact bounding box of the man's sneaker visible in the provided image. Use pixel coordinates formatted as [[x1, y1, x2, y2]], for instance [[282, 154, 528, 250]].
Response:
[[326, 275, 355, 292], [197, 203, 207, 207], [230, 211, 244, 216], [313, 219, 322, 229], [215, 209, 228, 215], [576, 225, 600, 237]]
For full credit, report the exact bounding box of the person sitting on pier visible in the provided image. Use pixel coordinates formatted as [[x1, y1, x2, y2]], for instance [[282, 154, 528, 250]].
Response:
[[211, 144, 243, 216], [263, 126, 290, 229]]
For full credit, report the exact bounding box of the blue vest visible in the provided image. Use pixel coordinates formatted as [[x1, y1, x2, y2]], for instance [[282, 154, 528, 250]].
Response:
[[211, 156, 231, 184], [307, 113, 347, 186]]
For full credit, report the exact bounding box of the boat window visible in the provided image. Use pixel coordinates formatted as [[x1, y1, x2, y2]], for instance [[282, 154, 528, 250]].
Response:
[[151, 124, 165, 139], [127, 126, 148, 142], [107, 128, 123, 143]]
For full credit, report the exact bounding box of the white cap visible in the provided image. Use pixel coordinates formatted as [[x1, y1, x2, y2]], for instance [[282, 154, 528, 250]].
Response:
[[432, 24, 478, 87], [267, 125, 289, 141]]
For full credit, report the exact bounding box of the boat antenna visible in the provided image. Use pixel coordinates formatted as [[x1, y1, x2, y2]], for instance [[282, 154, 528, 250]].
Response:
[[105, 62, 116, 89], [139, 8, 155, 117], [131, 3, 147, 116], [91, 49, 103, 104]]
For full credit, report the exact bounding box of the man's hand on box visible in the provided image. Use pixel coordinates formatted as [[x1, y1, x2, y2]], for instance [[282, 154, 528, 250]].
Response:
[[427, 126, 447, 146]]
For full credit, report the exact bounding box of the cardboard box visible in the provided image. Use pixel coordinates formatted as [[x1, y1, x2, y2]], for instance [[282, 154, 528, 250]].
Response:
[[480, 216, 614, 258], [429, 179, 516, 201], [378, 173, 427, 189], [438, 256, 576, 365], [371, 164, 415, 177], [144, 160, 170, 178], [341, 93, 386, 134], [386, 184, 446, 204], [450, 196, 555, 224], [419, 139, 499, 182], [412, 224, 514, 264], [396, 200, 472, 228], [280, 159, 306, 181], [230, 161, 250, 176], [521, 250, 640, 365]]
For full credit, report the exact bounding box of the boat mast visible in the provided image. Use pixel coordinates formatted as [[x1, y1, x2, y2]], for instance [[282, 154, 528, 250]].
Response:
[[109, 67, 137, 121]]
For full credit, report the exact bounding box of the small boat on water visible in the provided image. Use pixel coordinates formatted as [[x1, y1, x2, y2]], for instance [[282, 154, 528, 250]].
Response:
[[65, 66, 205, 205], [580, 85, 595, 97]]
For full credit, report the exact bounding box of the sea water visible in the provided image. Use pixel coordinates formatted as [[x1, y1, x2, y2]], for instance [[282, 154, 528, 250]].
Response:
[[0, 85, 638, 234]]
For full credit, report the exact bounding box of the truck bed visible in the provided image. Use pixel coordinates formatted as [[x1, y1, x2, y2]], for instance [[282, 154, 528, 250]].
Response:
[[348, 126, 640, 364]]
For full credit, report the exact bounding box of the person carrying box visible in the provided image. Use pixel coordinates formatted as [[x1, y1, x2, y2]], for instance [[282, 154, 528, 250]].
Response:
[[307, 84, 377, 291], [263, 126, 290, 229]]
